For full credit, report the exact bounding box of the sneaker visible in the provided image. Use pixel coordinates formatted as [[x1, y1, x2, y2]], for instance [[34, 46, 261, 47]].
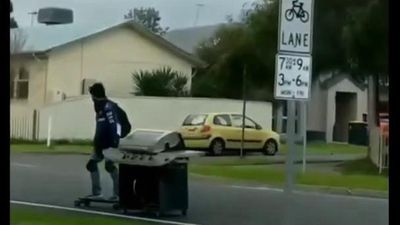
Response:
[[85, 194, 104, 200]]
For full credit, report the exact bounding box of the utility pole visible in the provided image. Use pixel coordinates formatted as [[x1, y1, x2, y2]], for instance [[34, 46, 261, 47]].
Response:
[[240, 65, 247, 159], [302, 102, 307, 173], [28, 11, 38, 27], [193, 3, 204, 26]]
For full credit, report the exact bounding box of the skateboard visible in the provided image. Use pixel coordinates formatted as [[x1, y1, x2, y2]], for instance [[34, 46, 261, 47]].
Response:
[[74, 197, 120, 210]]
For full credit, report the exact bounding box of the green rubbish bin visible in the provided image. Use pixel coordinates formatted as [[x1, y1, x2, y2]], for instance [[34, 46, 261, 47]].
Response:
[[348, 121, 368, 146]]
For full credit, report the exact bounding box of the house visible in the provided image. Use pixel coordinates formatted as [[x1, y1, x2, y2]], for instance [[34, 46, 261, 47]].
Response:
[[274, 71, 368, 143], [10, 20, 205, 108]]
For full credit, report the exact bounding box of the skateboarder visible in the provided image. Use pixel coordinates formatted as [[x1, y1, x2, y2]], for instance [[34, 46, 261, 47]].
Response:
[[85, 83, 122, 201]]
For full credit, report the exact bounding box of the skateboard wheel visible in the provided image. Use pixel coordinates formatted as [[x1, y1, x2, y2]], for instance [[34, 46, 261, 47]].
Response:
[[83, 201, 90, 207], [112, 203, 120, 210]]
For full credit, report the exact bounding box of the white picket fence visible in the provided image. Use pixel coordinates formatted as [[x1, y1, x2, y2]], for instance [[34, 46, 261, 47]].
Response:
[[369, 126, 389, 173], [10, 104, 38, 140], [378, 132, 389, 174]]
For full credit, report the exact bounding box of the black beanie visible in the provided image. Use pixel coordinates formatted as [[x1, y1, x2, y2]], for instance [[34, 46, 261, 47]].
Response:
[[89, 83, 106, 98]]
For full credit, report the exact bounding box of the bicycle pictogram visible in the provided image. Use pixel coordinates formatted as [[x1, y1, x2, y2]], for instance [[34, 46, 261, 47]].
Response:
[[285, 0, 309, 23]]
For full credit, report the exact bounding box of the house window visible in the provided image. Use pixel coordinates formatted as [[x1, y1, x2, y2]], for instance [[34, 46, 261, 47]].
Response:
[[11, 67, 29, 100]]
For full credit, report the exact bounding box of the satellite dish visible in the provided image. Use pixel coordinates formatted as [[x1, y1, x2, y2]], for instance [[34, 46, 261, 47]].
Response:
[[38, 7, 73, 25]]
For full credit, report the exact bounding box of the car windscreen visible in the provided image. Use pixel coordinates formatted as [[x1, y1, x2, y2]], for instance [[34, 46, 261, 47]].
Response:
[[182, 114, 208, 126]]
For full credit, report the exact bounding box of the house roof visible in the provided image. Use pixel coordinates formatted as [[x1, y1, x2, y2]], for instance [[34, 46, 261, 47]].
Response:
[[164, 24, 223, 54], [320, 73, 367, 90], [10, 20, 205, 67]]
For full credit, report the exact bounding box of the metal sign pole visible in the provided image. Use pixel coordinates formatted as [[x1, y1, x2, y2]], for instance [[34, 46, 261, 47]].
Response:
[[277, 0, 314, 224], [302, 102, 307, 173], [241, 66, 247, 158], [285, 100, 296, 193]]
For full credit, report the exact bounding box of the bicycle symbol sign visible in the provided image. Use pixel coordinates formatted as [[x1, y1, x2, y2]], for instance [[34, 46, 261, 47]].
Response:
[[285, 0, 309, 23], [278, 0, 314, 53]]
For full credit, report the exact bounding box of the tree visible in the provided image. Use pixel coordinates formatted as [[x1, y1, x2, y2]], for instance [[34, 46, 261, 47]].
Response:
[[312, 0, 368, 77], [342, 0, 388, 77], [341, 0, 388, 158], [10, 1, 18, 28], [10, 29, 27, 54], [10, 18, 18, 29], [124, 7, 169, 36], [132, 67, 189, 97], [193, 0, 279, 101], [192, 0, 379, 100]]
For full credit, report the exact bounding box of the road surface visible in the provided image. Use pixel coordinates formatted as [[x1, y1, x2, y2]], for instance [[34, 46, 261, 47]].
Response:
[[11, 153, 388, 225]]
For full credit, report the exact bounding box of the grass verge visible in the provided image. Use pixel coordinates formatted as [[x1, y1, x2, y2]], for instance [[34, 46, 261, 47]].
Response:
[[10, 144, 92, 154], [10, 141, 367, 156], [189, 158, 388, 192], [11, 204, 156, 225], [279, 142, 367, 155]]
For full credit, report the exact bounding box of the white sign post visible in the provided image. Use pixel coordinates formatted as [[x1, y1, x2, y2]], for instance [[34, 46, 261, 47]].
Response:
[[278, 0, 314, 53], [275, 0, 314, 197]]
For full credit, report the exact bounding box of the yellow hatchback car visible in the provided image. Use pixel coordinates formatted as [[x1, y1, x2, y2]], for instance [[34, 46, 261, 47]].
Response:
[[178, 113, 280, 156]]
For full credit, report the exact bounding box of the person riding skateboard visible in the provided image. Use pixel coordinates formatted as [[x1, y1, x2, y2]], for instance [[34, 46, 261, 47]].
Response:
[[85, 83, 121, 201]]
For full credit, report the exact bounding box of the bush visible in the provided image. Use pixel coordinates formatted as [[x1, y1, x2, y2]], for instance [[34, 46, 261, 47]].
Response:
[[132, 67, 189, 97]]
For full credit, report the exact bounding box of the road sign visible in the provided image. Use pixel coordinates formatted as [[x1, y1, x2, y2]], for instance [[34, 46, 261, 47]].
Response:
[[278, 0, 314, 53], [274, 53, 312, 100]]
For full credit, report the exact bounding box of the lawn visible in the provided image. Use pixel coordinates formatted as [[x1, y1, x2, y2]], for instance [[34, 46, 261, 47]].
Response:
[[279, 142, 367, 155], [189, 157, 388, 192], [10, 141, 367, 156], [11, 204, 157, 225]]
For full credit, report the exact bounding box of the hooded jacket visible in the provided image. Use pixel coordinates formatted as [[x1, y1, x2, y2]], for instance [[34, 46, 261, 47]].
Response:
[[93, 100, 121, 150]]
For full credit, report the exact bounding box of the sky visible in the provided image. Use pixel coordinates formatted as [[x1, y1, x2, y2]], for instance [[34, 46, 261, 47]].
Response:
[[11, 0, 257, 30]]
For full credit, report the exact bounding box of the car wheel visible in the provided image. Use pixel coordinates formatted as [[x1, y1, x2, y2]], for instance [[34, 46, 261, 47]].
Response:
[[262, 139, 278, 156], [210, 139, 225, 156]]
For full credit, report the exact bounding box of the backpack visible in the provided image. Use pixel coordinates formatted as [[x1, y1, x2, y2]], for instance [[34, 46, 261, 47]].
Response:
[[115, 104, 132, 138]]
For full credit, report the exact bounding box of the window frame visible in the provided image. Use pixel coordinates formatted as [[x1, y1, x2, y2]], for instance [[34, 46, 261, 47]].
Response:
[[231, 114, 258, 129], [213, 114, 232, 127], [11, 67, 29, 100]]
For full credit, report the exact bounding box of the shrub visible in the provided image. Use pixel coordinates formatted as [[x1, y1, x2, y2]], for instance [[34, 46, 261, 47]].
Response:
[[132, 67, 189, 97]]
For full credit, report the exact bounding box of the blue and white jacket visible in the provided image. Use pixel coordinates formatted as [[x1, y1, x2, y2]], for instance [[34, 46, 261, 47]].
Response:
[[94, 101, 121, 150]]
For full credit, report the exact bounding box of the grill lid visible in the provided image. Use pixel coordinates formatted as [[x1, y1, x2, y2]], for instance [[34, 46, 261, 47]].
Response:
[[119, 129, 185, 154]]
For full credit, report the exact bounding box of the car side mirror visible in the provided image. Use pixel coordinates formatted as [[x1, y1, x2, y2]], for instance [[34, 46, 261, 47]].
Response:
[[256, 124, 262, 130]]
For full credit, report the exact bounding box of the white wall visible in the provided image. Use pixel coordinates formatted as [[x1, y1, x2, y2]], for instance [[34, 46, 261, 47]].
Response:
[[307, 79, 327, 132], [38, 96, 273, 140]]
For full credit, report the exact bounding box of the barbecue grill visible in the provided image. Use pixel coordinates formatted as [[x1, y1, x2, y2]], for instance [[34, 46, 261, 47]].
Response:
[[103, 129, 203, 216]]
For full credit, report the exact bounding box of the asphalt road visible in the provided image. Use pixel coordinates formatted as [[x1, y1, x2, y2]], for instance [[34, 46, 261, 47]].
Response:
[[11, 153, 388, 225]]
